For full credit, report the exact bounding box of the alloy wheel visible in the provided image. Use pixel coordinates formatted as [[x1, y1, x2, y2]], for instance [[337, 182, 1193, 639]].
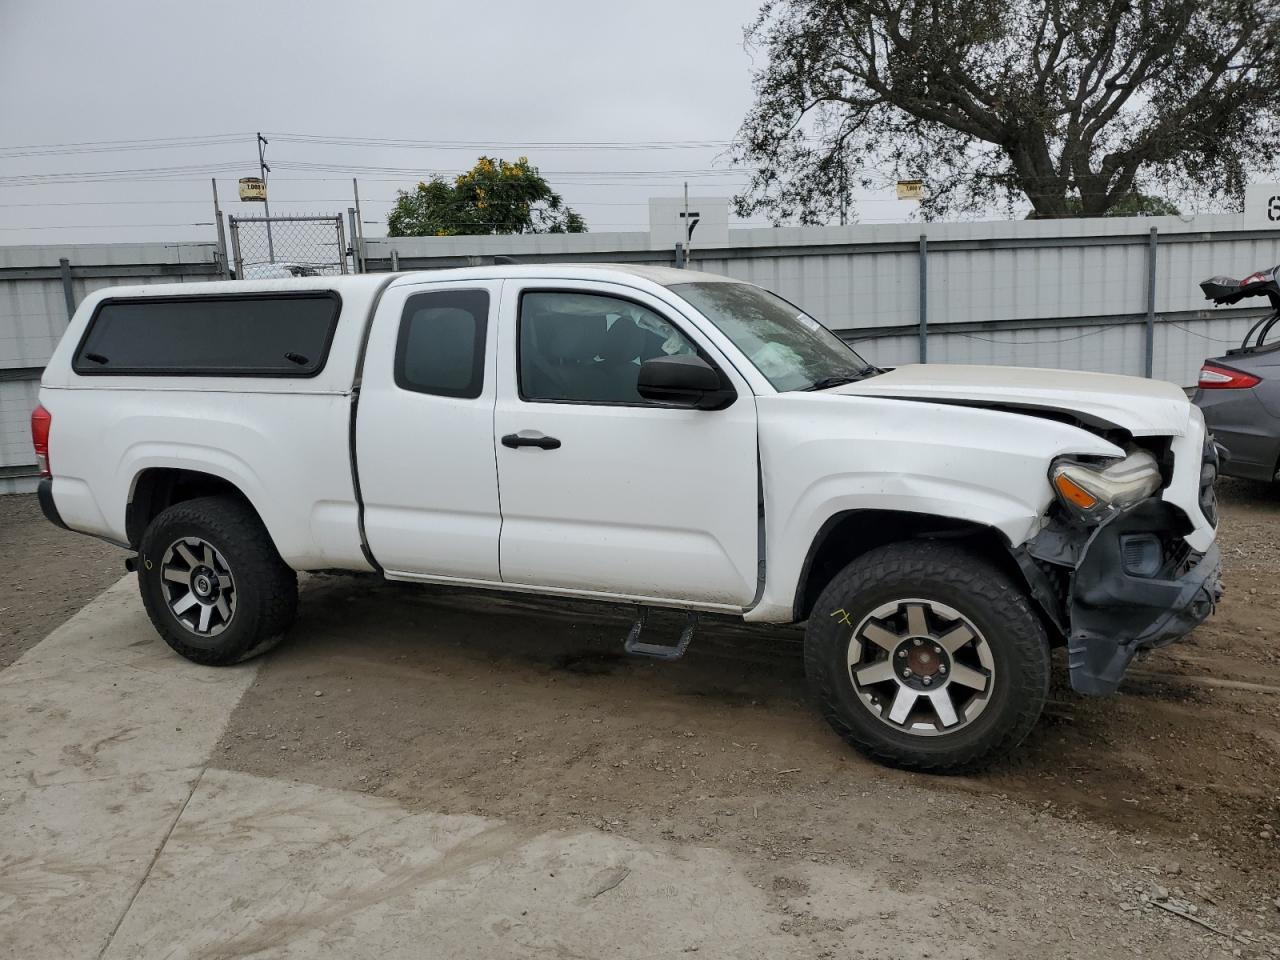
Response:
[[844, 598, 995, 736], [159, 536, 237, 637]]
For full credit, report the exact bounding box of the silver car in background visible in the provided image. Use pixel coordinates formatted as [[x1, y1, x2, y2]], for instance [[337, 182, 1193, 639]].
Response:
[[1194, 265, 1280, 483]]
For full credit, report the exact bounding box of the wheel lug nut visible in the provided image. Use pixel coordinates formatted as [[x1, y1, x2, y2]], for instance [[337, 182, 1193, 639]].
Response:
[[933, 646, 942, 654], [897, 650, 907, 658], [901, 669, 911, 679], [922, 676, 933, 685], [938, 664, 947, 674], [913, 638, 923, 646]]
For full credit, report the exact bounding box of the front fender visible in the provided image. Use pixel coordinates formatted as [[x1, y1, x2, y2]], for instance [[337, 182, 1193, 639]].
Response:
[[748, 393, 1122, 623]]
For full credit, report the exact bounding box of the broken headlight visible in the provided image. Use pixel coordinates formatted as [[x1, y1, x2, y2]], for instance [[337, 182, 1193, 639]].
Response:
[[1049, 451, 1162, 523]]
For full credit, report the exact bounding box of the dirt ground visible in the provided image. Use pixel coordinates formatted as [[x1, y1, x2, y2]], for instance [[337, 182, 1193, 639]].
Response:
[[212, 478, 1279, 954], [5, 482, 1279, 955], [0, 493, 126, 670]]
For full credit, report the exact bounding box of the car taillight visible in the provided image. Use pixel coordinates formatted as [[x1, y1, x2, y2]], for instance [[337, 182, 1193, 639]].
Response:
[[1198, 363, 1260, 389], [31, 404, 51, 478]]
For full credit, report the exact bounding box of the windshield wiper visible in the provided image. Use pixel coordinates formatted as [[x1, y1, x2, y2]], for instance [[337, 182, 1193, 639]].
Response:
[[802, 367, 882, 392]]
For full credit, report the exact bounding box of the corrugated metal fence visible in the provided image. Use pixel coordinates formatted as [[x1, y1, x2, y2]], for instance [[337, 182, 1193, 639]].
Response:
[[0, 242, 221, 492], [364, 212, 1280, 385], [3, 214, 1279, 492]]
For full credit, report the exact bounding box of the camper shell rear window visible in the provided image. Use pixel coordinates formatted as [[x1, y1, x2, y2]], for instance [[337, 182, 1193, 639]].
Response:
[[72, 291, 341, 377]]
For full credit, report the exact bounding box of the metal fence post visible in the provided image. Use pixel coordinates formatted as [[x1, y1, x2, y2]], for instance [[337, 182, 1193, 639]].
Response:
[[212, 179, 231, 279], [352, 178, 366, 273], [1145, 226, 1158, 377], [335, 216, 349, 275], [918, 234, 928, 363], [58, 258, 75, 320], [348, 208, 360, 273], [228, 217, 243, 279]]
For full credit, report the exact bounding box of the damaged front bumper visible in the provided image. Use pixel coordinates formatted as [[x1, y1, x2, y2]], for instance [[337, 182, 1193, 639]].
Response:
[[1016, 499, 1223, 696]]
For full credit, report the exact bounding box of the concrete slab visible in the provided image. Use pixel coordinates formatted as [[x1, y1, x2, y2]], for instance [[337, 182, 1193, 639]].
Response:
[[3, 575, 1271, 959], [0, 577, 258, 959], [104, 768, 954, 960], [1, 578, 956, 960]]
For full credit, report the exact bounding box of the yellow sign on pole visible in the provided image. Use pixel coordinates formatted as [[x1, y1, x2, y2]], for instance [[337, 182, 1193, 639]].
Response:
[[238, 177, 267, 202], [896, 179, 924, 201]]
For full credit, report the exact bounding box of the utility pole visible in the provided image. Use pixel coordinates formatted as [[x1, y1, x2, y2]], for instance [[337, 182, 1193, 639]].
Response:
[[257, 132, 275, 262]]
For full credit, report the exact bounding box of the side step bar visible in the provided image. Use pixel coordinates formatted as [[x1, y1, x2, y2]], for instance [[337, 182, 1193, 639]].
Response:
[[624, 607, 698, 661]]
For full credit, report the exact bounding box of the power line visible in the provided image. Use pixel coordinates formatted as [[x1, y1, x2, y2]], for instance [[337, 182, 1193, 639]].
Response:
[[0, 222, 215, 230], [0, 131, 739, 156], [0, 161, 249, 186], [0, 198, 390, 207], [0, 133, 253, 159], [266, 132, 741, 151], [0, 158, 754, 186], [0, 182, 755, 195], [0, 174, 755, 190], [0, 197, 724, 208], [267, 159, 753, 178]]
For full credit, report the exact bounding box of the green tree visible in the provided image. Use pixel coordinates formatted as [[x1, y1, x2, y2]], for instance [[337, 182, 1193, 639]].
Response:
[[387, 157, 586, 237], [1029, 192, 1182, 218], [733, 0, 1279, 221]]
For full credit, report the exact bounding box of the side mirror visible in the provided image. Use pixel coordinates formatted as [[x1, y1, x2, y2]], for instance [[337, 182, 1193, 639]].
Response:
[[636, 354, 736, 410]]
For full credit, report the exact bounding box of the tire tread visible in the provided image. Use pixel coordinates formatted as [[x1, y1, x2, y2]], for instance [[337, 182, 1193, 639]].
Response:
[[137, 495, 297, 666], [803, 540, 1049, 773]]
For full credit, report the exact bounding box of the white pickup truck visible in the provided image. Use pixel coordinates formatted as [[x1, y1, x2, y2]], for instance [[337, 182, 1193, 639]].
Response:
[[33, 265, 1222, 771]]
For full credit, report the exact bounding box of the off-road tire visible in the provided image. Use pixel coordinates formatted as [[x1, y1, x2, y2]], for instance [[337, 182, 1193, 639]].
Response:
[[137, 495, 298, 665], [804, 540, 1049, 773]]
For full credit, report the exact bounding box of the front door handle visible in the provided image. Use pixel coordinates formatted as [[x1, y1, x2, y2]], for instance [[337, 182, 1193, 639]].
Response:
[[501, 432, 561, 450]]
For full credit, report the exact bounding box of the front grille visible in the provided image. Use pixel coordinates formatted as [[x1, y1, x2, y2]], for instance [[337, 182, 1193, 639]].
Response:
[[1168, 538, 1194, 576]]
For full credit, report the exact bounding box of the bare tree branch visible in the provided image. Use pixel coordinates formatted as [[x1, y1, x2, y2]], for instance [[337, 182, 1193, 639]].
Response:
[[732, 0, 1280, 221]]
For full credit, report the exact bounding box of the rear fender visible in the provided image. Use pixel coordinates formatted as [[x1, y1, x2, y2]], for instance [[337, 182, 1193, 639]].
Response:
[[120, 445, 281, 551]]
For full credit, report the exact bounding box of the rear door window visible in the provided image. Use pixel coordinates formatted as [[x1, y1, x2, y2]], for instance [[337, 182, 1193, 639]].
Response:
[[73, 292, 341, 376], [395, 289, 489, 399]]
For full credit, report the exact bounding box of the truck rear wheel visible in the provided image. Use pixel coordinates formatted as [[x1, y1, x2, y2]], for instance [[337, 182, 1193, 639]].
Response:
[[137, 495, 298, 666], [804, 540, 1049, 773]]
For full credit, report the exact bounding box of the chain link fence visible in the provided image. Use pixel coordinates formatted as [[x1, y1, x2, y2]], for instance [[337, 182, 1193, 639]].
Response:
[[228, 215, 348, 279]]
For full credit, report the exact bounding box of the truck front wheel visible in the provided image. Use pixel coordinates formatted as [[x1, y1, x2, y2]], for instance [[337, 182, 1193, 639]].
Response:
[[137, 495, 298, 666], [804, 540, 1049, 772]]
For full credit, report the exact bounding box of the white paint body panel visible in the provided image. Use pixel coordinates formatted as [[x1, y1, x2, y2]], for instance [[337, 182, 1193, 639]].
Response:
[[356, 279, 504, 580], [746, 392, 1123, 621], [38, 266, 1216, 625], [38, 276, 391, 570], [491, 279, 759, 606], [41, 387, 371, 570], [1165, 404, 1215, 553], [840, 363, 1191, 437]]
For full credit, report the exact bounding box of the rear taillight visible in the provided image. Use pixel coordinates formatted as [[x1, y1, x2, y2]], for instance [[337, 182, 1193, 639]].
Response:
[[1198, 363, 1261, 390], [31, 404, 51, 478]]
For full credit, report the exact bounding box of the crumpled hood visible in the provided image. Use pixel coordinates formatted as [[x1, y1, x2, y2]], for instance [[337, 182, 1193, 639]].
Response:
[[835, 363, 1192, 437]]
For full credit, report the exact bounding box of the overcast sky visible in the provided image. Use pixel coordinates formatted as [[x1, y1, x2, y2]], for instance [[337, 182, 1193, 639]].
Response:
[[0, 0, 920, 246]]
